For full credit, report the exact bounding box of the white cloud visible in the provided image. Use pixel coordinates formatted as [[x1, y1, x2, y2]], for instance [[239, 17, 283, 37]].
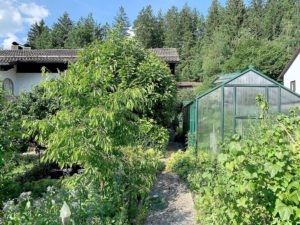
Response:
[[0, 0, 49, 49], [2, 34, 20, 49]]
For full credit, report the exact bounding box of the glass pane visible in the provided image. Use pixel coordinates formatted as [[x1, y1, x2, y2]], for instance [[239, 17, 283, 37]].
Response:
[[236, 119, 259, 137], [236, 87, 265, 117], [268, 87, 279, 114], [229, 71, 274, 85], [197, 88, 222, 154], [281, 88, 300, 113], [224, 87, 234, 138]]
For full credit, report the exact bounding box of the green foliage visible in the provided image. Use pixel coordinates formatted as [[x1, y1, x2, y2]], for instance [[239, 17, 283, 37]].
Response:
[[113, 6, 131, 36], [51, 12, 73, 48], [0, 30, 174, 223], [133, 5, 164, 48], [1, 148, 162, 224], [27, 20, 52, 49], [65, 14, 105, 48], [223, 39, 289, 79], [167, 107, 300, 224]]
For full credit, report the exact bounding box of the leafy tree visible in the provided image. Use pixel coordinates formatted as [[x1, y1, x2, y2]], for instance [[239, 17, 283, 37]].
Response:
[[26, 30, 176, 170], [202, 29, 231, 78], [113, 6, 130, 36], [27, 20, 52, 49], [51, 12, 73, 48], [223, 39, 289, 79], [133, 5, 163, 48], [65, 14, 104, 48]]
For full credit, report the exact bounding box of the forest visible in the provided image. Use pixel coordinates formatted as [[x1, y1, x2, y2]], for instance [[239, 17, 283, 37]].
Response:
[[26, 0, 300, 83]]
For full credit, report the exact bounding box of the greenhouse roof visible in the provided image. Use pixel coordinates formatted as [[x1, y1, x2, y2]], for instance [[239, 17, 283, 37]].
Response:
[[214, 72, 240, 84], [194, 67, 300, 102]]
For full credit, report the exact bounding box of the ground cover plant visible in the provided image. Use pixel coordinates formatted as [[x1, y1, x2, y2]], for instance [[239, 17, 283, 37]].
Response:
[[0, 29, 176, 224], [167, 105, 300, 225]]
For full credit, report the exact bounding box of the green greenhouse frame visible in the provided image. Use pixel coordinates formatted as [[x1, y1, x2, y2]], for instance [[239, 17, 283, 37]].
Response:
[[183, 67, 300, 153]]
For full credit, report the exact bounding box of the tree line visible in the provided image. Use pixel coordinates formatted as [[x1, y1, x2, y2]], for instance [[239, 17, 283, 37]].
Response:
[[27, 0, 300, 82]]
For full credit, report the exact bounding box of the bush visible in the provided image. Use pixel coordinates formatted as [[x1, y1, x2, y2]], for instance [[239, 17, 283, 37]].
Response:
[[167, 107, 300, 225], [1, 148, 162, 224]]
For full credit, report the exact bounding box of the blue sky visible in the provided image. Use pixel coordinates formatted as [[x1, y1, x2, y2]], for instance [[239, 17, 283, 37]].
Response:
[[0, 0, 227, 49]]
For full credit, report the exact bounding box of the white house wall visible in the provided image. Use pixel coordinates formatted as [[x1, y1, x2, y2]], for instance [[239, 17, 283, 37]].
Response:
[[0, 66, 58, 95], [284, 53, 300, 94]]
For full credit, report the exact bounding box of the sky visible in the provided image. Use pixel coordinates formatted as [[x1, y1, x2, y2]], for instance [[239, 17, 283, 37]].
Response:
[[0, 0, 227, 49]]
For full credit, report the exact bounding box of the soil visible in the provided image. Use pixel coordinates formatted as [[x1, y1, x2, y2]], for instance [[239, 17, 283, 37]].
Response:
[[144, 143, 196, 225]]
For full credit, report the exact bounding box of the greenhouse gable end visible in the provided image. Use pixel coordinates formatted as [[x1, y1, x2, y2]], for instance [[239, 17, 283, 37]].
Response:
[[183, 67, 300, 153]]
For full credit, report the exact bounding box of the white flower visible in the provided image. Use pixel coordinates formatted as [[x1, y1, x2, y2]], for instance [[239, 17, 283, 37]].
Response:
[[71, 202, 79, 209], [19, 191, 32, 200], [2, 200, 14, 212], [60, 201, 71, 225]]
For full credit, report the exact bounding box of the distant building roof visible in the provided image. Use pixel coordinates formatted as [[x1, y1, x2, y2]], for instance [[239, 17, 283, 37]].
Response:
[[176, 82, 202, 88], [151, 48, 180, 63], [214, 72, 240, 84], [277, 46, 300, 81], [0, 49, 78, 65], [0, 48, 180, 65]]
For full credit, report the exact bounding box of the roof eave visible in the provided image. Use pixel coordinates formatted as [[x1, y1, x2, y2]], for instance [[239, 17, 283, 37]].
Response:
[[277, 46, 300, 81]]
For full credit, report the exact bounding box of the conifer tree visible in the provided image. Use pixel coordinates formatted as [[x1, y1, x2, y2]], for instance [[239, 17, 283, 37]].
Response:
[[244, 0, 265, 38], [51, 12, 73, 48], [205, 0, 223, 37], [133, 5, 163, 48], [224, 0, 246, 38], [163, 6, 180, 48], [65, 14, 104, 48], [27, 20, 52, 49], [113, 6, 130, 36]]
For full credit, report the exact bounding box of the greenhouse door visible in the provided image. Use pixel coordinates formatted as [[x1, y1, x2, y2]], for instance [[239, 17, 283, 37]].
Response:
[[234, 87, 266, 135]]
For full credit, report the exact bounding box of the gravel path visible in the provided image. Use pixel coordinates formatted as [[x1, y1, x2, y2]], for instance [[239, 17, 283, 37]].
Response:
[[144, 143, 196, 225]]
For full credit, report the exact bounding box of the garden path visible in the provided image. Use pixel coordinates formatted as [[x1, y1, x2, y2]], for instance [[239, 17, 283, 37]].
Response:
[[144, 142, 196, 225]]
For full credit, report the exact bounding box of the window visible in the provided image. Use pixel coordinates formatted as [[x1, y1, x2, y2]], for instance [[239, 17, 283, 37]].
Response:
[[3, 78, 14, 95], [290, 80, 296, 92]]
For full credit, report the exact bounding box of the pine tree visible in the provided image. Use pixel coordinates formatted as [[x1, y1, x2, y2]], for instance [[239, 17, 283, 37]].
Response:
[[51, 12, 73, 48], [133, 5, 163, 48], [113, 6, 130, 36], [244, 0, 265, 38], [205, 0, 223, 37], [277, 0, 300, 53], [27, 20, 52, 49], [263, 0, 285, 40], [65, 14, 104, 48], [224, 0, 246, 38], [163, 6, 180, 48]]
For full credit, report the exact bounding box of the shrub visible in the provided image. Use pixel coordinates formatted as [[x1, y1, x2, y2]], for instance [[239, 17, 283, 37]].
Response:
[[167, 107, 300, 225], [1, 148, 162, 224]]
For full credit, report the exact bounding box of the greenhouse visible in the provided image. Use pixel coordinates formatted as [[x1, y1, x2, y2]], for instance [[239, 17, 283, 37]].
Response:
[[183, 67, 300, 153]]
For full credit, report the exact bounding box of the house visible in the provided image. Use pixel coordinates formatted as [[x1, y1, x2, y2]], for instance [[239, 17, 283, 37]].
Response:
[[151, 48, 180, 75], [278, 47, 300, 93], [0, 43, 180, 95]]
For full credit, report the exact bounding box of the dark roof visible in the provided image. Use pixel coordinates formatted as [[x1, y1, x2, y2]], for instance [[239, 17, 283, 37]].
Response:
[[151, 48, 180, 63], [0, 49, 78, 65], [176, 82, 202, 87], [278, 46, 300, 81], [0, 48, 180, 66]]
